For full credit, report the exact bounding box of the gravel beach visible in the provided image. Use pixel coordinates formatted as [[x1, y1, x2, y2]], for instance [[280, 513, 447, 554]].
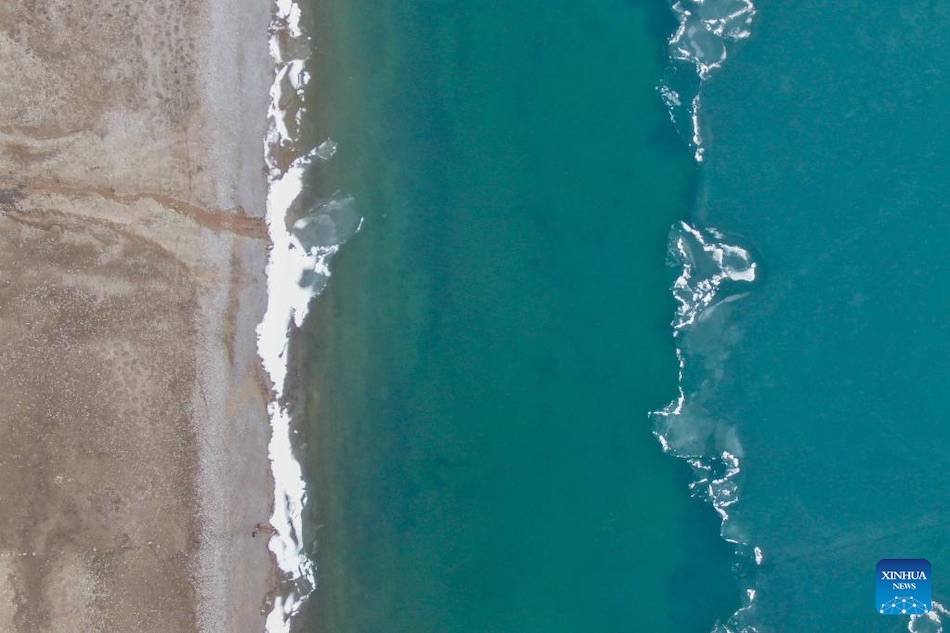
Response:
[[0, 0, 276, 630]]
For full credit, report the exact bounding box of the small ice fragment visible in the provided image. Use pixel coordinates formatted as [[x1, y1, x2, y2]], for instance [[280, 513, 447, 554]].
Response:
[[314, 138, 338, 162]]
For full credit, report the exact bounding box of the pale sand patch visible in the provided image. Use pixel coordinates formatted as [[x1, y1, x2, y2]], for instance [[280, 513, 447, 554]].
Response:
[[0, 560, 18, 627]]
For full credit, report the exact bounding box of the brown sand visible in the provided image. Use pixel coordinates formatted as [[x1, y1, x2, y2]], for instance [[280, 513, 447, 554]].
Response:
[[0, 0, 275, 631]]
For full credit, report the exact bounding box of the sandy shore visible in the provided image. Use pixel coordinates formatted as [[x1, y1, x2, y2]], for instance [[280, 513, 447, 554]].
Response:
[[0, 0, 275, 631]]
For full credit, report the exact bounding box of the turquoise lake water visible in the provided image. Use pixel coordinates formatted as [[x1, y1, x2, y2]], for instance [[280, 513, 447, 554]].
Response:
[[661, 1, 950, 631], [274, 0, 950, 630], [285, 0, 741, 630]]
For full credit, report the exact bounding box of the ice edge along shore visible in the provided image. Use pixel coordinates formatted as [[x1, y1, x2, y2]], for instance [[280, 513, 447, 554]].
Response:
[[259, 0, 357, 629]]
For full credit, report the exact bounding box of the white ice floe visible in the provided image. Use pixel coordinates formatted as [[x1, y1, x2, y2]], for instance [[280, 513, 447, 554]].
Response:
[[653, 221, 756, 522], [260, 145, 360, 629], [669, 221, 757, 332], [259, 0, 361, 630], [910, 599, 948, 633], [657, 3, 764, 632], [274, 0, 304, 38], [651, 221, 760, 631], [663, 0, 756, 161], [258, 151, 320, 633]]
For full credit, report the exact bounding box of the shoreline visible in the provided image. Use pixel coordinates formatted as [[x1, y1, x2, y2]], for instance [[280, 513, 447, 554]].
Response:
[[197, 0, 277, 630], [0, 0, 278, 630], [259, 0, 349, 627]]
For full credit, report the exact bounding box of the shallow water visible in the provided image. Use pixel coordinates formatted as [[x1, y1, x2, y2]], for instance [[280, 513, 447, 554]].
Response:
[[286, 0, 741, 630]]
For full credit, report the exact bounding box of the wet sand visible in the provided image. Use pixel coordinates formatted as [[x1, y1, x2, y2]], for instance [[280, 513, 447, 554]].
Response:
[[0, 0, 275, 631]]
